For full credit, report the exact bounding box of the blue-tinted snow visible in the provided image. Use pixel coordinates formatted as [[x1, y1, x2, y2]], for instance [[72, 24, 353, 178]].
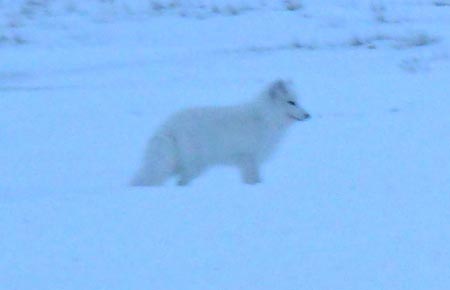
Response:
[[1, 1, 449, 290]]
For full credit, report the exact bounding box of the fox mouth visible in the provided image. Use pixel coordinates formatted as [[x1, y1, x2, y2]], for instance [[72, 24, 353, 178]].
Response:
[[288, 114, 310, 121]]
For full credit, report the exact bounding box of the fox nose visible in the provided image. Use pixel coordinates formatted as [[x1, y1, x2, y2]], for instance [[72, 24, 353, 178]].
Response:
[[304, 113, 311, 120]]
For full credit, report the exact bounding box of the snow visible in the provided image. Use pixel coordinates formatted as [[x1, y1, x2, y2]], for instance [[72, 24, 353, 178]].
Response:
[[1, 1, 450, 289]]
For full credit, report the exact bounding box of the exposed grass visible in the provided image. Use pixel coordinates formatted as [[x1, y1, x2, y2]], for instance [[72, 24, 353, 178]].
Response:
[[433, 1, 450, 7], [394, 32, 439, 49], [284, 0, 302, 11]]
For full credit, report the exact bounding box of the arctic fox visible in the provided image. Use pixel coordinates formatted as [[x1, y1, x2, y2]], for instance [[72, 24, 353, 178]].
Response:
[[131, 80, 310, 186]]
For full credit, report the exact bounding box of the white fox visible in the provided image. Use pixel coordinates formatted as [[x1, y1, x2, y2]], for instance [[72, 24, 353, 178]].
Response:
[[131, 80, 310, 186]]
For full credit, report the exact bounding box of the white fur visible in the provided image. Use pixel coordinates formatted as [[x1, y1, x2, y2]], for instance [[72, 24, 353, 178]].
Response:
[[131, 80, 310, 186]]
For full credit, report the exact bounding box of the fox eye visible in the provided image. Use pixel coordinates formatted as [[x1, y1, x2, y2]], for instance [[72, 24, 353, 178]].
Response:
[[288, 101, 296, 106]]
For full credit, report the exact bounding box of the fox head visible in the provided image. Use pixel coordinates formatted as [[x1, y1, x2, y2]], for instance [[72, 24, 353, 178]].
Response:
[[265, 79, 310, 122]]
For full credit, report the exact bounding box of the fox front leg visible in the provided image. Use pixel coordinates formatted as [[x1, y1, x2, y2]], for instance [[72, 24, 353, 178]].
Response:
[[238, 156, 261, 185]]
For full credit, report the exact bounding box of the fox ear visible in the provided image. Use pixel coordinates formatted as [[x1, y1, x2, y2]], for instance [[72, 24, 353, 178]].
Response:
[[269, 80, 287, 100]]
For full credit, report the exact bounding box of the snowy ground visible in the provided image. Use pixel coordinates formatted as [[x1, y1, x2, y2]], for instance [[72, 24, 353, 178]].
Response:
[[1, 1, 450, 290]]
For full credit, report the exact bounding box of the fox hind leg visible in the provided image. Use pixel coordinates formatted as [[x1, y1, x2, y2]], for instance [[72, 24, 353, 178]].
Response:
[[176, 163, 204, 186]]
